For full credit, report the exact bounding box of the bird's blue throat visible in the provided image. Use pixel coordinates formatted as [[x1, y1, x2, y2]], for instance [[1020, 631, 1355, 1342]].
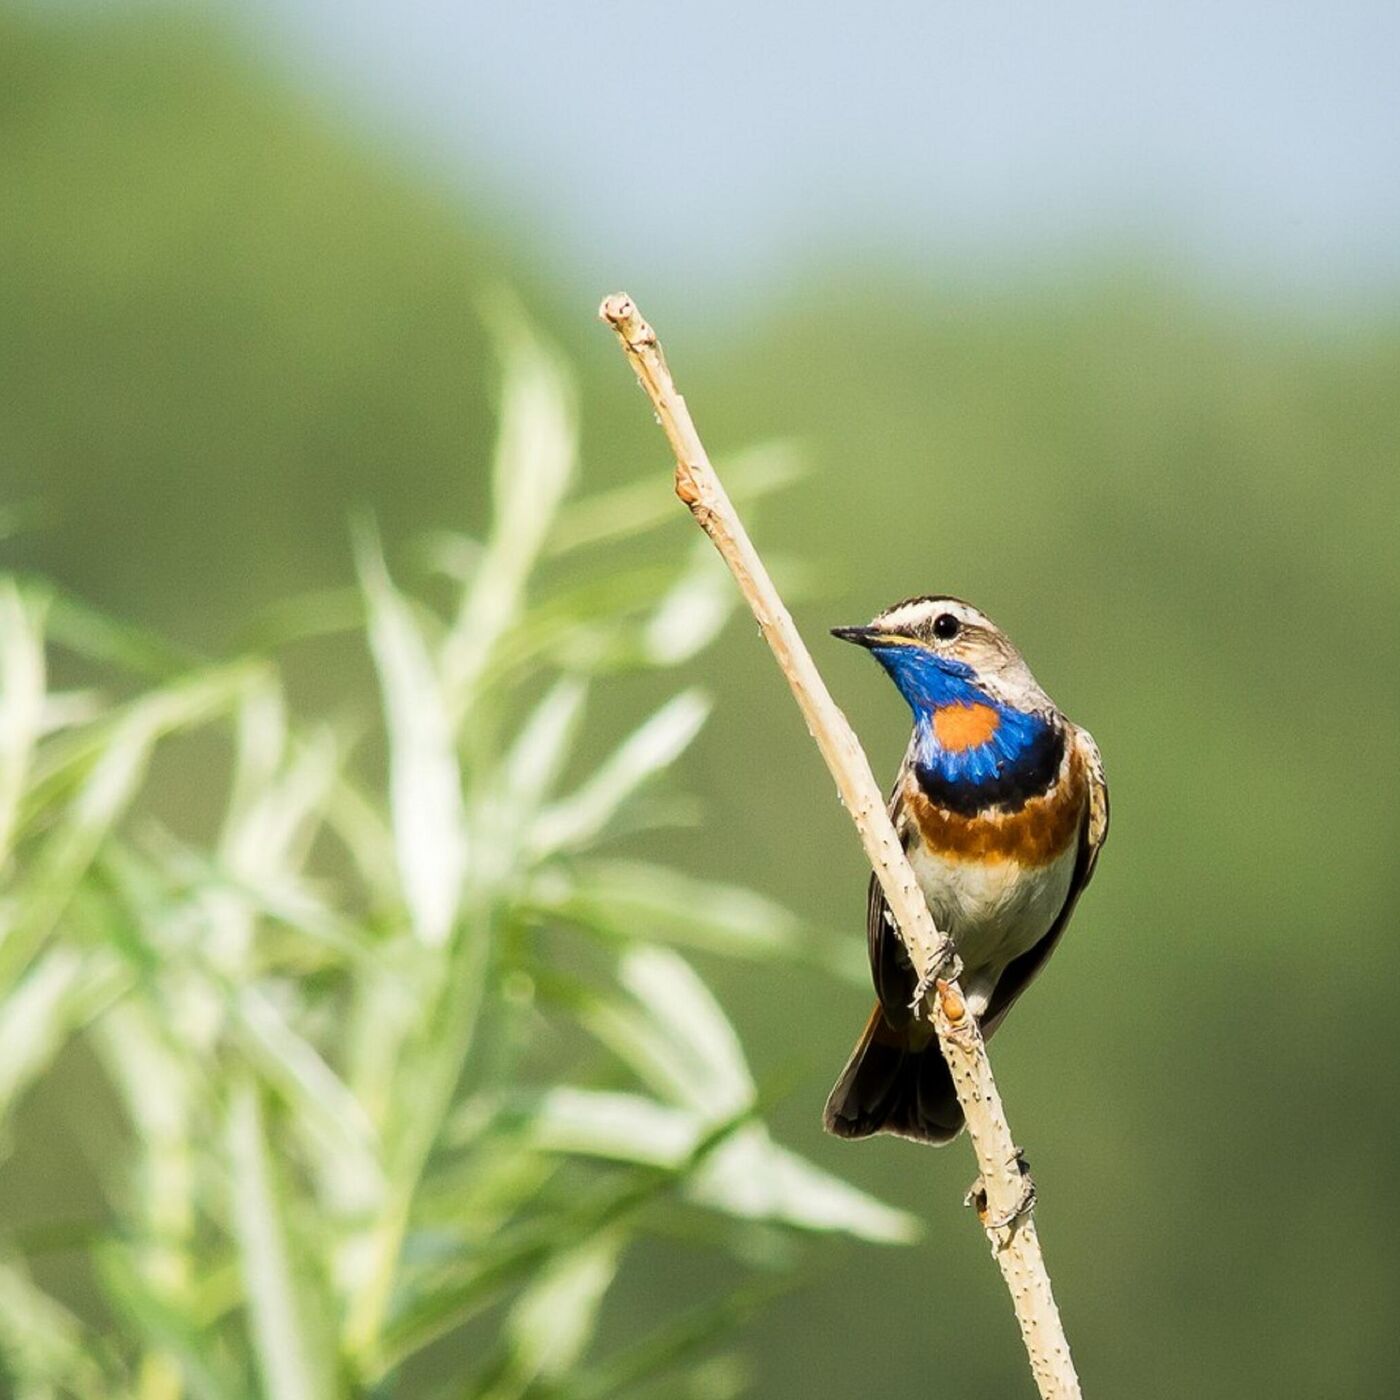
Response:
[[870, 643, 1064, 816]]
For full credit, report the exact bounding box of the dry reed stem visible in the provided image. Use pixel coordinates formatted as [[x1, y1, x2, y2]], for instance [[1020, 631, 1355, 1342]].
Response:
[[599, 292, 1083, 1399]]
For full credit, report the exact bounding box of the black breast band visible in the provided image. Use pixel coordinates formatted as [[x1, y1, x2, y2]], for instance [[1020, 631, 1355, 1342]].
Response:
[[915, 722, 1065, 817]]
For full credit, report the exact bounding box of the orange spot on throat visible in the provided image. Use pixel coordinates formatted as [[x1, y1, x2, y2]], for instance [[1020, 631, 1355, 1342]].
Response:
[[932, 702, 1001, 753]]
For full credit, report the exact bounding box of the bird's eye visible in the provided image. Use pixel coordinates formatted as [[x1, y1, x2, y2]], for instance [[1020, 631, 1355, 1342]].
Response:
[[932, 612, 960, 641]]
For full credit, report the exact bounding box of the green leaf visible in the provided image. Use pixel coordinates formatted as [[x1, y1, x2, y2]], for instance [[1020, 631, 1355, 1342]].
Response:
[[615, 947, 753, 1119], [38, 580, 203, 679], [476, 564, 689, 685], [548, 438, 803, 555], [136, 825, 377, 970], [689, 1131, 920, 1245], [524, 1088, 700, 1169], [640, 541, 735, 667], [232, 987, 385, 1206], [356, 525, 467, 949], [94, 1243, 241, 1400], [522, 1087, 919, 1245], [531, 692, 710, 857], [89, 999, 196, 1333], [226, 1080, 338, 1400], [413, 1136, 558, 1244], [0, 581, 46, 869], [0, 1254, 112, 1396], [339, 921, 492, 1368], [498, 677, 589, 822], [557, 1279, 786, 1400], [0, 948, 123, 1135], [230, 586, 365, 651], [2, 661, 259, 986], [494, 1231, 623, 1395], [220, 676, 291, 857], [531, 860, 800, 961], [441, 295, 578, 703], [378, 1170, 656, 1374]]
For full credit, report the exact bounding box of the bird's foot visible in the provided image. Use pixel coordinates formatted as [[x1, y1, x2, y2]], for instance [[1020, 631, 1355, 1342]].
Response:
[[908, 943, 962, 1017], [965, 1147, 1036, 1232]]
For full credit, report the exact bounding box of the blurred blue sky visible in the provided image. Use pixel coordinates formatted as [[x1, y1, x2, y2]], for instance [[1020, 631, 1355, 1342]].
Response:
[[239, 0, 1400, 312]]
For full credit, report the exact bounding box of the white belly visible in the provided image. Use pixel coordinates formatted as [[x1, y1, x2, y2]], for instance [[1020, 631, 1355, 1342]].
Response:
[[906, 841, 1078, 1017]]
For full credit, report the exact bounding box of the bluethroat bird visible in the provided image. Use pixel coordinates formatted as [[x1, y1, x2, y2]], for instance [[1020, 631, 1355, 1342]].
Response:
[[824, 595, 1108, 1145]]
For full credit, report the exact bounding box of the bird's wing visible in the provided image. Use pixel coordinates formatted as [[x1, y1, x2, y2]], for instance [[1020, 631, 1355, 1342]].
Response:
[[866, 751, 923, 1031], [980, 722, 1110, 1038]]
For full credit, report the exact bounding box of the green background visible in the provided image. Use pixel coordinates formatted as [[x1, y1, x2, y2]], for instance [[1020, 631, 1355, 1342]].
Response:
[[4, 6, 1399, 1395]]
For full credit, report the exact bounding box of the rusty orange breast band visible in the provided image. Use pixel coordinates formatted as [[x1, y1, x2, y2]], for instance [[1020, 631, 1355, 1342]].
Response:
[[907, 747, 1087, 866]]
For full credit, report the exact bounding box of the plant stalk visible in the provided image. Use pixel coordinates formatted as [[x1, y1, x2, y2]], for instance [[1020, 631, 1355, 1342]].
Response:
[[599, 292, 1082, 1399]]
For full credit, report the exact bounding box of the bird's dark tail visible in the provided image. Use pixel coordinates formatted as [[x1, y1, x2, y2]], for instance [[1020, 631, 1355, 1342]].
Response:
[[822, 1005, 964, 1145]]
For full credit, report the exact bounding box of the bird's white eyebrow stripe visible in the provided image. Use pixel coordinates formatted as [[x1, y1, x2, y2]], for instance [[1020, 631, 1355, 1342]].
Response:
[[877, 597, 978, 622]]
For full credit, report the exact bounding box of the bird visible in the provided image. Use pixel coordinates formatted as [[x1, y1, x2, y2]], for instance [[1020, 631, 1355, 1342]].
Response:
[[823, 594, 1108, 1146]]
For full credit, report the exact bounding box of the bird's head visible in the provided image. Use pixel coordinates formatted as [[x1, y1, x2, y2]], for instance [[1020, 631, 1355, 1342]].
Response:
[[831, 595, 1049, 719]]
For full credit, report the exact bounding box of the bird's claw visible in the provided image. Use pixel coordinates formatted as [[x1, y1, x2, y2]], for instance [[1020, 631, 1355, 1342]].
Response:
[[909, 944, 962, 1015], [965, 1148, 1036, 1232]]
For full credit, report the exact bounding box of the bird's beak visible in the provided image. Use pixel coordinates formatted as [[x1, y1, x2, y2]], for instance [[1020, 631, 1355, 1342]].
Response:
[[830, 625, 890, 649]]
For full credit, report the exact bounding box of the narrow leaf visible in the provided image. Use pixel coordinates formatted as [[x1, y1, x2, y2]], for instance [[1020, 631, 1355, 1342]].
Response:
[[226, 1080, 336, 1400], [500, 677, 588, 817], [0, 581, 46, 867], [617, 947, 753, 1119], [531, 691, 709, 856], [95, 1243, 240, 1400], [498, 1231, 622, 1391], [522, 1088, 919, 1244], [548, 439, 803, 555], [0, 1255, 110, 1396], [559, 1280, 784, 1400], [356, 526, 467, 948], [2, 662, 258, 984], [692, 1131, 920, 1244], [533, 860, 800, 961], [525, 1088, 700, 1168], [234, 987, 385, 1204], [642, 543, 734, 666], [442, 296, 578, 701], [0, 949, 113, 1130]]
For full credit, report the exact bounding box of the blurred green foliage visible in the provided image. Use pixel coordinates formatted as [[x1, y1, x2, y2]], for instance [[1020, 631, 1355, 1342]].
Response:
[[3, 4, 1400, 1398], [0, 300, 917, 1397]]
